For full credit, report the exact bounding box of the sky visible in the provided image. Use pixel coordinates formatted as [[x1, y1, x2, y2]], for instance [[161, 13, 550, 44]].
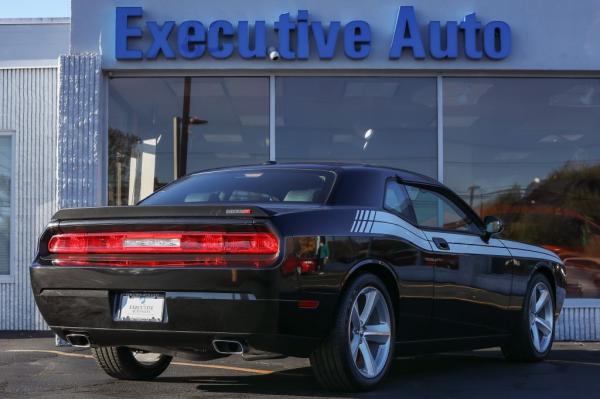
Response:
[[0, 0, 70, 18]]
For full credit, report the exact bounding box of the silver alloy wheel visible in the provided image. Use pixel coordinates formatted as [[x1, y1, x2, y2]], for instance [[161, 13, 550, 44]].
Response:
[[348, 286, 392, 379], [529, 282, 554, 353]]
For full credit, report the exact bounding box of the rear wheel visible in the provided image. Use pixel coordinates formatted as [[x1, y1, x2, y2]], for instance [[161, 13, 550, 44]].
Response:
[[92, 346, 172, 380], [310, 273, 395, 391], [502, 274, 555, 362]]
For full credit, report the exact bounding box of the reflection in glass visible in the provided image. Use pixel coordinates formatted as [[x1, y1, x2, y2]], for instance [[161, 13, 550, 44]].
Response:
[[108, 77, 269, 205], [0, 135, 11, 275], [275, 77, 438, 178], [444, 78, 600, 298], [405, 185, 476, 233]]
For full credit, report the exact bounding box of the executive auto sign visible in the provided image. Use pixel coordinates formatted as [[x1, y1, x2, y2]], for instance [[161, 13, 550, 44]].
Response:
[[115, 6, 511, 61]]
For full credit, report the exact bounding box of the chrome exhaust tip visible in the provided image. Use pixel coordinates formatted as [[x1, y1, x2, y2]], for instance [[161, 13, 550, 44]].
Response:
[[212, 339, 246, 355], [65, 333, 91, 348]]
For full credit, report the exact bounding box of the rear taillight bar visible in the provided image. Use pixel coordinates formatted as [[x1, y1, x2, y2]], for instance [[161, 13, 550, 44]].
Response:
[[48, 231, 279, 255]]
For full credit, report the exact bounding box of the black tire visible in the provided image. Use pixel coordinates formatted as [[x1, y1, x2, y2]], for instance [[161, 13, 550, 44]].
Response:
[[310, 273, 395, 391], [501, 273, 555, 362], [92, 346, 172, 380]]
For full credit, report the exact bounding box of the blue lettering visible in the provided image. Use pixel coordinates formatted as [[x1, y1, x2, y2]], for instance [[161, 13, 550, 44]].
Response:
[[344, 20, 371, 59], [208, 20, 235, 59], [297, 10, 310, 60], [429, 21, 458, 59], [484, 21, 511, 60], [146, 21, 176, 59], [115, 7, 143, 60], [460, 13, 483, 59], [311, 21, 340, 59], [274, 13, 296, 60], [177, 21, 206, 59], [389, 6, 426, 59], [238, 21, 267, 59], [113, 7, 511, 63]]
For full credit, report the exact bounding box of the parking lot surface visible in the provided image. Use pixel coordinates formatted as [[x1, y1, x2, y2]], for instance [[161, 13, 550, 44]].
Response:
[[0, 334, 599, 398]]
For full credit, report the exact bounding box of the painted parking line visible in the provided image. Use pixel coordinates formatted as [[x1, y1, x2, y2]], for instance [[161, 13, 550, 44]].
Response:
[[7, 349, 94, 359], [171, 360, 274, 375], [6, 349, 275, 375]]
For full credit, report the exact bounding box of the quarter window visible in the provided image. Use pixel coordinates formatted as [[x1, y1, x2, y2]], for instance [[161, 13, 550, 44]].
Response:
[[405, 185, 477, 233], [384, 180, 416, 223]]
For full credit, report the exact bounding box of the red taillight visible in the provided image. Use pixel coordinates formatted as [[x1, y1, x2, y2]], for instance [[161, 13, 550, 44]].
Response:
[[46, 231, 279, 268], [48, 232, 279, 255]]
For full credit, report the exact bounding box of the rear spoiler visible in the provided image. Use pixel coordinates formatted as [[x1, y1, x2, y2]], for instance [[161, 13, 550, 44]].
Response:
[[50, 205, 271, 222]]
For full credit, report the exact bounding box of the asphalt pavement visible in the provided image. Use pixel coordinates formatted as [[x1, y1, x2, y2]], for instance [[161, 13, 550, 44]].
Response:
[[0, 334, 599, 398]]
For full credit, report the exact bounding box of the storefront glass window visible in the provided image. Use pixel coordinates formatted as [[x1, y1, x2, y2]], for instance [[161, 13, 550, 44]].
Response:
[[444, 77, 600, 298], [275, 77, 438, 178], [108, 77, 269, 205], [0, 134, 11, 275]]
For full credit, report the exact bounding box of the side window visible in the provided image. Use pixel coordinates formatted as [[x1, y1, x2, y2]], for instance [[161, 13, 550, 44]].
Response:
[[405, 185, 477, 233], [384, 180, 416, 224]]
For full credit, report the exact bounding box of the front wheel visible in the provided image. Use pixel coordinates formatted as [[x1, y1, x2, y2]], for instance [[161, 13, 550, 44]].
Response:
[[502, 273, 555, 362], [92, 346, 172, 380], [310, 273, 395, 391]]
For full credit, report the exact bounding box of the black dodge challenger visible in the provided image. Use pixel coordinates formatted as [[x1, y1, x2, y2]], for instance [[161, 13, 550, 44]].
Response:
[[31, 163, 566, 391]]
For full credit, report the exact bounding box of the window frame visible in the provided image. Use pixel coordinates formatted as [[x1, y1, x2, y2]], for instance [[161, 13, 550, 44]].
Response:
[[0, 130, 15, 283], [403, 181, 485, 236]]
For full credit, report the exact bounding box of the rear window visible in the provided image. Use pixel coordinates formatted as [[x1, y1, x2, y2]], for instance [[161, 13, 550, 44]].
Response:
[[140, 168, 336, 205]]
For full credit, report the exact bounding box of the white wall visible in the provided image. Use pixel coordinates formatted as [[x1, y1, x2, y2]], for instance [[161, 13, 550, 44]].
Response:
[[0, 67, 58, 330]]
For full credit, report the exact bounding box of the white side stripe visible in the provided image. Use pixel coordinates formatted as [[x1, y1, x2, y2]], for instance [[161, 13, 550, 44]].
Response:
[[349, 209, 558, 262], [500, 239, 561, 263], [373, 211, 427, 239], [505, 249, 561, 263], [369, 221, 433, 251]]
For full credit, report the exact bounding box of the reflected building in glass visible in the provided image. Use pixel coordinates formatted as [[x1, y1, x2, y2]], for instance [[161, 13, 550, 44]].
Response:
[[444, 78, 600, 298], [107, 75, 600, 300]]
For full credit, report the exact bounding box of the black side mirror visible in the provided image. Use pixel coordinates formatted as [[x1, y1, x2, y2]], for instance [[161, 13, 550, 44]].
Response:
[[482, 215, 504, 242]]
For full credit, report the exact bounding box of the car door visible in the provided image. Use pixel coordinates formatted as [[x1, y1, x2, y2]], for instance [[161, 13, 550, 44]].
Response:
[[404, 184, 513, 339], [369, 179, 435, 342]]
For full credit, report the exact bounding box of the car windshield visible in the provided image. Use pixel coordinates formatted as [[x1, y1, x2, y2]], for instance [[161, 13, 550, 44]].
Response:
[[139, 168, 336, 205]]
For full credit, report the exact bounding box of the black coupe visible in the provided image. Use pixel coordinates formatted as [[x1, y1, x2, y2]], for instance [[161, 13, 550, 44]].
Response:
[[31, 163, 566, 391]]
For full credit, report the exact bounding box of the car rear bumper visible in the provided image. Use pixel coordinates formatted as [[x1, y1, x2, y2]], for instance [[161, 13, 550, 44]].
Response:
[[31, 265, 338, 357]]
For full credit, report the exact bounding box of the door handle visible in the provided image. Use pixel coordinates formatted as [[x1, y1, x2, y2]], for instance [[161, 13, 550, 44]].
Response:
[[432, 237, 450, 250]]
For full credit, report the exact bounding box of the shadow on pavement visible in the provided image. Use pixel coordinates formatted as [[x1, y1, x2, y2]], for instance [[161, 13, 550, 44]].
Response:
[[153, 348, 600, 398], [157, 366, 345, 398]]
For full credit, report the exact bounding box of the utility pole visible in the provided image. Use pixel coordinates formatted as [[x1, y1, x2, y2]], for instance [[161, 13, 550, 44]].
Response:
[[467, 185, 480, 207]]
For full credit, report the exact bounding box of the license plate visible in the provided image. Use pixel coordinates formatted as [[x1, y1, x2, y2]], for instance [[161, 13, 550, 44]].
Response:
[[116, 293, 165, 322]]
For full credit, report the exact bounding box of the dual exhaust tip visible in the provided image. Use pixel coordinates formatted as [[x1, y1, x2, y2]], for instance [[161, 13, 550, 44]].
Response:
[[212, 339, 247, 355], [64, 334, 246, 355], [65, 333, 91, 348]]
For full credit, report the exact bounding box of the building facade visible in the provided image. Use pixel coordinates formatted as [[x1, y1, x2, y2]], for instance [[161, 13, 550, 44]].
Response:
[[0, 18, 69, 330], [1, 0, 600, 339]]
